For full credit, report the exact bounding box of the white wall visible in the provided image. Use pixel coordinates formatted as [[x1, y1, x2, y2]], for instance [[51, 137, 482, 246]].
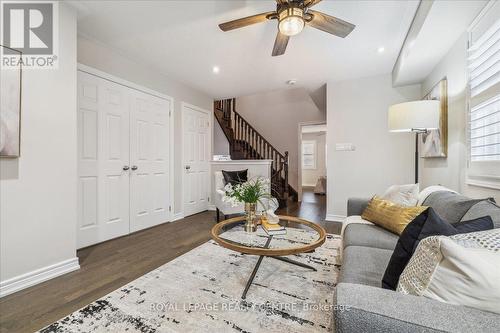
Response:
[[213, 116, 230, 155], [77, 35, 214, 214], [421, 33, 500, 202], [327, 74, 421, 218], [0, 4, 79, 291], [235, 87, 326, 191], [301, 132, 326, 187]]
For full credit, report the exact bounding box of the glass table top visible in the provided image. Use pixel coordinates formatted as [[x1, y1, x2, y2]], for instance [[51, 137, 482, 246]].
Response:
[[211, 216, 326, 256]]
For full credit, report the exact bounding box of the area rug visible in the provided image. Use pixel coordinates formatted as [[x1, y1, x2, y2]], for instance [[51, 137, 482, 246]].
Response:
[[40, 226, 342, 333]]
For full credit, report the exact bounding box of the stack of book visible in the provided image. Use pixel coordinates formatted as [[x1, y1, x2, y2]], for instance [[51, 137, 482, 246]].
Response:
[[260, 216, 286, 235]]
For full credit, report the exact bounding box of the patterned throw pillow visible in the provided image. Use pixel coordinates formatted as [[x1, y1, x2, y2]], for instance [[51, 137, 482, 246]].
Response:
[[361, 196, 428, 235], [382, 208, 493, 290], [382, 207, 493, 290], [397, 229, 500, 314]]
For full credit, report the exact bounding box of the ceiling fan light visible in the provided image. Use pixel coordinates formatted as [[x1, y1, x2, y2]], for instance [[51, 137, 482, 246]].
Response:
[[278, 7, 305, 36]]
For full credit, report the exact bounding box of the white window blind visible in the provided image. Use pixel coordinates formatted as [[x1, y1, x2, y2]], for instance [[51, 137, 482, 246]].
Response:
[[470, 95, 500, 161], [468, 17, 500, 162]]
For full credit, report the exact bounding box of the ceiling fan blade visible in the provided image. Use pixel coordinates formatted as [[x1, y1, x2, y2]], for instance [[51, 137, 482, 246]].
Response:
[[272, 32, 289, 56], [303, 0, 322, 7], [275, 0, 289, 4], [306, 10, 355, 38], [219, 12, 275, 31]]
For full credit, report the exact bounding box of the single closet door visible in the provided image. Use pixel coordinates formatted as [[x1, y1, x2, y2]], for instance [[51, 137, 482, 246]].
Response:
[[129, 90, 171, 232], [182, 104, 210, 217], [77, 71, 130, 248]]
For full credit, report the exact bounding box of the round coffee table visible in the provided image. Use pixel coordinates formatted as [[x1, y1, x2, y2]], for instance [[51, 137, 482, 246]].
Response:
[[211, 215, 326, 299]]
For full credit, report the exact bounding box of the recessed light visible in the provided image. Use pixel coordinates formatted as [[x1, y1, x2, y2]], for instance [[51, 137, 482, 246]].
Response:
[[212, 66, 220, 74], [286, 79, 297, 85], [377, 47, 385, 53]]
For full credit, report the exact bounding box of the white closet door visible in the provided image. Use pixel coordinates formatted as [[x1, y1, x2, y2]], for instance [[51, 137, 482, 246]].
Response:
[[129, 90, 171, 232], [149, 96, 171, 225], [182, 104, 211, 217], [77, 72, 130, 248]]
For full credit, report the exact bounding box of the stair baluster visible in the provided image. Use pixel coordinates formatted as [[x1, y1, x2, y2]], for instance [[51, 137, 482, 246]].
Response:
[[214, 98, 297, 206]]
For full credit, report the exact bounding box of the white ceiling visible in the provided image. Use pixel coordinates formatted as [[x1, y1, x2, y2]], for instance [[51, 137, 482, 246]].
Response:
[[393, 0, 488, 86], [74, 0, 419, 99]]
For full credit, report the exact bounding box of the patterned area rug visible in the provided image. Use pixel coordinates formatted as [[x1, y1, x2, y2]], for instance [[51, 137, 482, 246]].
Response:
[[41, 227, 342, 333]]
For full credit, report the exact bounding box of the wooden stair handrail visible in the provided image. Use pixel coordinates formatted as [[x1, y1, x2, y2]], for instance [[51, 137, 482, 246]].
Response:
[[214, 103, 286, 161], [232, 110, 286, 161], [213, 102, 234, 144], [214, 98, 293, 204]]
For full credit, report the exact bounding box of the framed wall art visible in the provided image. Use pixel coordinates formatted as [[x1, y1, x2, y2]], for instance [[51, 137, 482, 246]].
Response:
[[420, 78, 448, 158], [0, 45, 22, 157]]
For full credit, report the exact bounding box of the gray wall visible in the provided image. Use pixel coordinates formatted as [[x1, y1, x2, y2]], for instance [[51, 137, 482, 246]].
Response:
[[77, 35, 214, 214]]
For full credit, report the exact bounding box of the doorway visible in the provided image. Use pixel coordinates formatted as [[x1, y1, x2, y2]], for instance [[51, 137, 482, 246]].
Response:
[[298, 122, 327, 204], [182, 103, 212, 217]]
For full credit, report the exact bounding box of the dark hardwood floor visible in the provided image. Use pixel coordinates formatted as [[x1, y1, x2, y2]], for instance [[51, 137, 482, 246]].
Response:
[[0, 190, 337, 333]]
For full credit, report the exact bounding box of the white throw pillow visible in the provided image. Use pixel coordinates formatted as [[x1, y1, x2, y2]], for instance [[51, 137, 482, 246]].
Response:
[[381, 184, 419, 206], [397, 229, 500, 314]]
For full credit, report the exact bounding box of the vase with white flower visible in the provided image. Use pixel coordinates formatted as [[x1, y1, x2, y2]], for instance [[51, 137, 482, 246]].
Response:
[[218, 177, 271, 232]]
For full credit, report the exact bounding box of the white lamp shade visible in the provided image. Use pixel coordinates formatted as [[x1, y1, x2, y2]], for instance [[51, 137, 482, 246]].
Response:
[[388, 100, 440, 132]]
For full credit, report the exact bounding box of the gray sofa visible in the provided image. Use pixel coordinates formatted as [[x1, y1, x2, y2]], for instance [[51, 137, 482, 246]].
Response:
[[334, 191, 500, 333]]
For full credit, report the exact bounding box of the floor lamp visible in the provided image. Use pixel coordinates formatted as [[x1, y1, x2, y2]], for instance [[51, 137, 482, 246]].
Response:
[[388, 100, 440, 184]]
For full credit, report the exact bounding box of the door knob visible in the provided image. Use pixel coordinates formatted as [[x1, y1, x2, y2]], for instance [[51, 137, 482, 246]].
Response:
[[123, 165, 130, 171], [185, 165, 191, 170], [131, 165, 138, 171]]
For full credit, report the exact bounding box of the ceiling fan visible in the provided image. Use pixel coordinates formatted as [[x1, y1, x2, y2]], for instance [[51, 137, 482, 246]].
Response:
[[218, 0, 355, 56]]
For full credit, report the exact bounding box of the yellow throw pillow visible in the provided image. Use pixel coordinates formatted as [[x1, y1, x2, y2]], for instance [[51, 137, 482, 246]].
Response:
[[361, 196, 428, 235]]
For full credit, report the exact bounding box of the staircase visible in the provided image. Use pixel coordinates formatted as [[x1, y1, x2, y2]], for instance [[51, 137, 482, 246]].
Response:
[[214, 98, 297, 207]]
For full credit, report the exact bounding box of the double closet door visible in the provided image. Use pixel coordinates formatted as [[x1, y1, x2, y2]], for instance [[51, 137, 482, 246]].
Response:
[[77, 70, 171, 248]]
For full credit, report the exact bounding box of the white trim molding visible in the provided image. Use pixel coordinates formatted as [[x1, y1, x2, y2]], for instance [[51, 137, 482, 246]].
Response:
[[325, 214, 346, 223], [298, 121, 327, 202], [0, 258, 80, 298], [466, 174, 500, 190], [172, 212, 184, 222]]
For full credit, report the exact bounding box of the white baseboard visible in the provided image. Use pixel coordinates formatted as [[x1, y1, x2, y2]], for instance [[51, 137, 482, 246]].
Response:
[[0, 257, 80, 298], [172, 212, 184, 221], [208, 204, 216, 211], [325, 214, 346, 223]]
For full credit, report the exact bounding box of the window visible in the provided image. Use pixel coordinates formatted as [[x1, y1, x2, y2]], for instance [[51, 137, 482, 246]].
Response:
[[470, 96, 500, 162], [302, 140, 316, 169], [466, 4, 500, 188]]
